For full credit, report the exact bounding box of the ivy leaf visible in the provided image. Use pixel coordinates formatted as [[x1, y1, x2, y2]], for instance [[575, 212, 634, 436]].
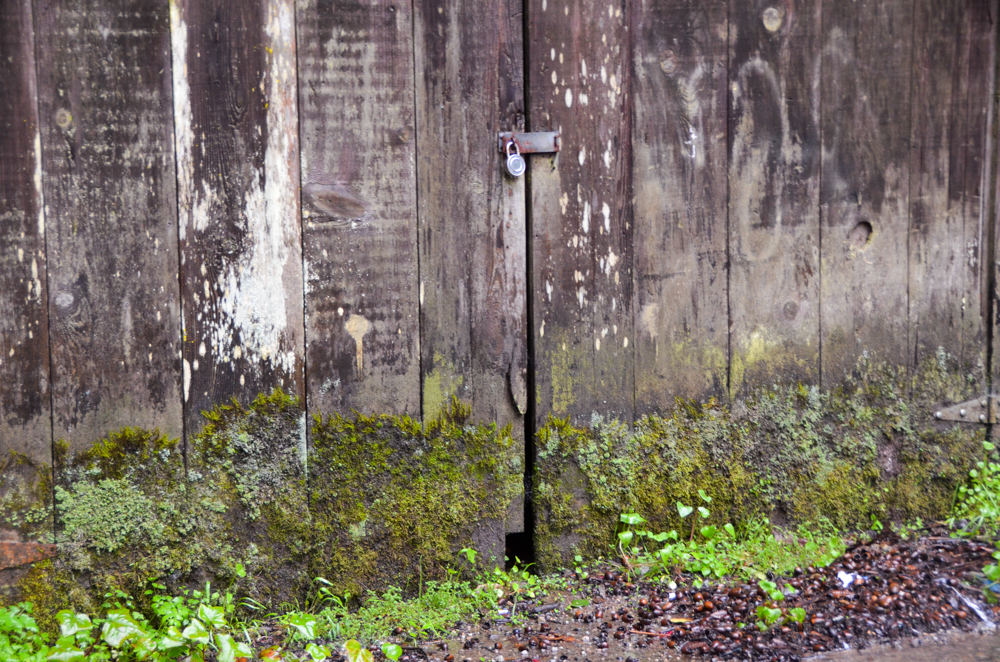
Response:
[[677, 503, 693, 518], [382, 643, 403, 662], [159, 626, 187, 651], [45, 642, 85, 662], [285, 613, 317, 640], [197, 603, 226, 630], [57, 611, 93, 638], [182, 618, 210, 645], [308, 643, 333, 661], [101, 609, 145, 648], [346, 639, 364, 662], [620, 513, 647, 525], [216, 632, 252, 662]]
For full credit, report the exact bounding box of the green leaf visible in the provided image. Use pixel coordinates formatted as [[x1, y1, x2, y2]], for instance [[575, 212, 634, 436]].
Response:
[[309, 643, 334, 661], [159, 626, 187, 651], [788, 608, 807, 624], [697, 507, 710, 519], [182, 618, 210, 645], [45, 642, 85, 662], [346, 639, 364, 662], [56, 611, 93, 638], [648, 532, 670, 542], [620, 513, 647, 525], [134, 636, 158, 661], [759, 580, 777, 592], [677, 502, 693, 518], [216, 632, 252, 662], [617, 531, 634, 545], [984, 564, 1000, 582], [382, 643, 403, 662], [101, 609, 145, 648], [197, 603, 226, 630], [569, 599, 591, 608], [697, 489, 712, 503], [723, 523, 736, 538], [700, 525, 718, 540], [460, 548, 478, 565], [234, 563, 247, 578], [985, 442, 996, 451], [285, 613, 318, 640]]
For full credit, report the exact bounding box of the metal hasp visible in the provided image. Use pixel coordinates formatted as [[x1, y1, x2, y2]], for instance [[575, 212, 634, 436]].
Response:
[[497, 131, 561, 154], [933, 396, 999, 424], [0, 541, 58, 570]]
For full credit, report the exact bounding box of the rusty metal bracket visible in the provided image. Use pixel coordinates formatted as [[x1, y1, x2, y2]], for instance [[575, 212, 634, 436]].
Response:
[[933, 396, 998, 424], [0, 542, 58, 570], [497, 131, 560, 155]]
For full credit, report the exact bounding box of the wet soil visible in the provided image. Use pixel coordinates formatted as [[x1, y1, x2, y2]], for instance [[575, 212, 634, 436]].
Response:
[[262, 530, 1000, 661]]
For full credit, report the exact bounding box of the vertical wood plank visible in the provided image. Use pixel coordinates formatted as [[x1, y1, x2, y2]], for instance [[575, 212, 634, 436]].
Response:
[[727, 0, 822, 397], [413, 0, 528, 529], [632, 0, 729, 411], [528, 0, 635, 425], [297, 0, 418, 416], [171, 0, 304, 431], [414, 0, 527, 424], [819, 0, 912, 383], [35, 0, 183, 450], [907, 0, 992, 402], [0, 0, 51, 539]]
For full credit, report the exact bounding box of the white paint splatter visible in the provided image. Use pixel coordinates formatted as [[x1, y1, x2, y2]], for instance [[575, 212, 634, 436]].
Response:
[[602, 202, 610, 233], [578, 147, 586, 165], [582, 201, 591, 233], [546, 280, 553, 301], [579, 93, 588, 106], [600, 65, 607, 84], [581, 60, 588, 77], [564, 88, 573, 107], [33, 131, 44, 236], [551, 70, 558, 85], [595, 338, 601, 351], [182, 359, 191, 401]]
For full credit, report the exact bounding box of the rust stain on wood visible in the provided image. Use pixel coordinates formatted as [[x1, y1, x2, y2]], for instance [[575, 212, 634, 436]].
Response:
[[0, 542, 58, 570]]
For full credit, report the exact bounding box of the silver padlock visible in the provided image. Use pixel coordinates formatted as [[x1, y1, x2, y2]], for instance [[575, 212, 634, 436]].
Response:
[[504, 140, 526, 178]]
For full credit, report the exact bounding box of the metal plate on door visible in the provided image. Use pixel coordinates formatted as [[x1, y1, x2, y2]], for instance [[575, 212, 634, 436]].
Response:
[[497, 131, 561, 154]]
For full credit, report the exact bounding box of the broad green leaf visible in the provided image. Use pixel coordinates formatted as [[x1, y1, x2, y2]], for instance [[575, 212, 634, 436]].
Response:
[[381, 643, 403, 662], [700, 525, 718, 541], [697, 489, 712, 503], [285, 613, 317, 640], [788, 608, 807, 624], [45, 642, 85, 662], [345, 638, 364, 662], [697, 507, 710, 519], [569, 599, 591, 608], [723, 523, 736, 538], [617, 531, 634, 545], [620, 513, 647, 525], [648, 532, 670, 542], [57, 611, 92, 638], [182, 618, 210, 645], [235, 563, 247, 578], [985, 441, 995, 451], [984, 564, 1000, 582], [101, 609, 145, 648], [197, 603, 226, 630], [133, 635, 158, 661], [677, 502, 693, 518], [308, 643, 333, 661], [159, 626, 187, 650], [759, 580, 777, 592], [216, 632, 252, 662]]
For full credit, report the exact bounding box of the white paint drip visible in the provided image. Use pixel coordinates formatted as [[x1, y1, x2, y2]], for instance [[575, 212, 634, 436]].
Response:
[[602, 202, 610, 233], [582, 201, 591, 233], [345, 314, 370, 377], [578, 147, 586, 165], [564, 88, 573, 107], [182, 359, 191, 402], [33, 131, 44, 236]]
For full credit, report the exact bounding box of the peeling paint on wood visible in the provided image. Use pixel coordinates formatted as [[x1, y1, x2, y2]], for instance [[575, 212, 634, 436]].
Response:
[[632, 0, 729, 411], [171, 0, 305, 433], [297, 0, 420, 416], [727, 0, 821, 396], [35, 0, 183, 450], [0, 0, 51, 470]]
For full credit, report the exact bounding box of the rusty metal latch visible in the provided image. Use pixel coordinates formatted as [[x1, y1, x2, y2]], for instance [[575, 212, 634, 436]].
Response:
[[0, 541, 58, 570], [497, 131, 561, 155], [933, 396, 999, 424]]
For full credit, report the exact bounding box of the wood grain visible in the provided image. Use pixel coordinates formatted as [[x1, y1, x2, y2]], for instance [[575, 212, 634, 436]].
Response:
[[0, 0, 50, 463], [819, 0, 913, 383], [35, 0, 183, 451], [171, 0, 304, 432], [413, 0, 528, 529], [727, 0, 822, 397], [528, 0, 635, 425], [632, 0, 729, 412], [0, 0, 51, 540], [297, 0, 419, 416]]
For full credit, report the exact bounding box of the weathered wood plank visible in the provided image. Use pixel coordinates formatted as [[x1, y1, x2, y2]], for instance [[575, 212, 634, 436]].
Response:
[[414, 0, 528, 532], [35, 0, 183, 450], [632, 0, 729, 411], [908, 0, 992, 402], [819, 0, 912, 383], [727, 0, 821, 397], [171, 0, 304, 431], [0, 0, 52, 541], [297, 0, 418, 416], [528, 0, 635, 425]]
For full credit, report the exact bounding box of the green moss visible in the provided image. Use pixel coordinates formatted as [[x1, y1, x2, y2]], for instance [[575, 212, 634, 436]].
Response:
[[14, 560, 82, 636], [533, 353, 985, 569]]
